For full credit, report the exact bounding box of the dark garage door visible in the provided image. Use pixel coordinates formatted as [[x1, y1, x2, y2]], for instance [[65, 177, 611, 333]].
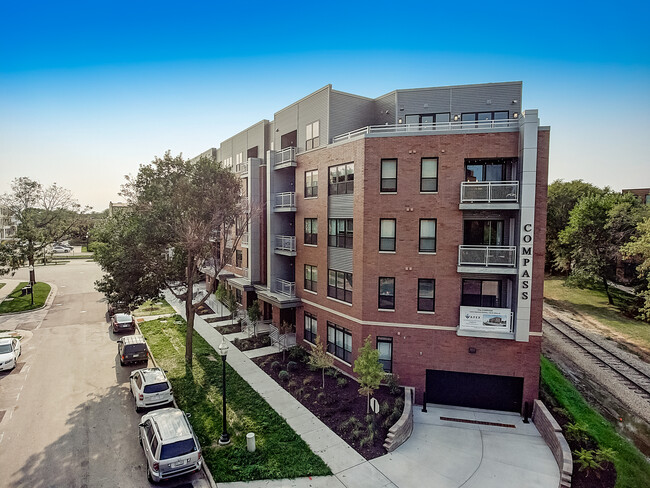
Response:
[[426, 369, 523, 412]]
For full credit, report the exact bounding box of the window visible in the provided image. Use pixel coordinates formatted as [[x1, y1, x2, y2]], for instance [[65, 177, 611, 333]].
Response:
[[418, 279, 435, 312], [465, 158, 513, 182], [304, 312, 317, 343], [304, 218, 318, 245], [378, 277, 395, 310], [461, 111, 509, 127], [235, 288, 242, 305], [380, 159, 397, 192], [419, 219, 437, 252], [377, 336, 393, 372], [379, 219, 396, 251], [328, 219, 353, 248], [462, 279, 501, 307], [223, 156, 232, 168], [235, 152, 243, 165], [305, 170, 318, 198], [247, 146, 258, 159], [329, 163, 354, 195], [304, 264, 317, 292], [235, 250, 243, 268], [464, 220, 504, 246], [404, 113, 450, 127], [421, 158, 438, 192], [306, 120, 320, 150], [327, 322, 352, 362], [328, 269, 353, 304]]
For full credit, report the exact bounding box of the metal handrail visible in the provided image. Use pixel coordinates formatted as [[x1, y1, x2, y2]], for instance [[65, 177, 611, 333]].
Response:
[[333, 119, 519, 142], [274, 146, 297, 167], [235, 161, 249, 174], [274, 192, 296, 208], [458, 245, 517, 267], [276, 278, 296, 297], [274, 235, 296, 252], [460, 181, 519, 203]]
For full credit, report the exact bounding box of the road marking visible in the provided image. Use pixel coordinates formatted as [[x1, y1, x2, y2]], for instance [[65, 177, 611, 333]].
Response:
[[80, 311, 86, 313], [0, 432, 4, 444], [15, 393, 20, 402]]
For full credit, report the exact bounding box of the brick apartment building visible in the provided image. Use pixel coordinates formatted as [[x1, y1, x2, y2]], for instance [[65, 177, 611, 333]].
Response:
[[201, 82, 550, 415]]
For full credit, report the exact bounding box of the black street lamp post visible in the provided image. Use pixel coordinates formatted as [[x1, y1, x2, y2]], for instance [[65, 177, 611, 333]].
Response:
[[217, 339, 230, 446], [29, 264, 35, 306]]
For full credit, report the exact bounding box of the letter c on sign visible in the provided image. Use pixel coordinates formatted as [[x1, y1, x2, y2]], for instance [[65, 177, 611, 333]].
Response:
[[524, 224, 532, 232]]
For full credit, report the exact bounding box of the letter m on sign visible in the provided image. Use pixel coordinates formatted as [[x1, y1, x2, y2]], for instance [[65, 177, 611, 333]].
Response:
[[521, 247, 532, 255]]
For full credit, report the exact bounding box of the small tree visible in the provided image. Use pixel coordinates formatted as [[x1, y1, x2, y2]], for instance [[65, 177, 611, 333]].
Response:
[[354, 336, 385, 414], [247, 299, 261, 336], [225, 289, 238, 327], [215, 282, 227, 303], [308, 335, 333, 389]]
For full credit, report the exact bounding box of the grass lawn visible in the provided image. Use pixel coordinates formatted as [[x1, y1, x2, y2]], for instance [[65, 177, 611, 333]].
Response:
[[139, 317, 331, 482], [541, 356, 650, 488], [544, 276, 650, 353], [133, 299, 175, 316], [0, 282, 51, 313], [0, 283, 5, 289]]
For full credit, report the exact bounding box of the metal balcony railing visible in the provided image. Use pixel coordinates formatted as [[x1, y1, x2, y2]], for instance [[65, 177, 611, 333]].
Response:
[[458, 245, 517, 267], [235, 161, 249, 174], [274, 192, 296, 210], [274, 146, 297, 167], [460, 181, 519, 203], [276, 278, 296, 297], [332, 119, 519, 142], [274, 235, 296, 253]]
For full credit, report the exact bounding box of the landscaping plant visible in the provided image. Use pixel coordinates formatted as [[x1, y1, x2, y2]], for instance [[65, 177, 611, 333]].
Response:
[[353, 336, 385, 414], [308, 335, 333, 389]]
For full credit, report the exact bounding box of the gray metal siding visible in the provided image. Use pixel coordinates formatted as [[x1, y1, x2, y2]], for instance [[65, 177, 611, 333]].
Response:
[[374, 92, 397, 125], [274, 86, 330, 151], [329, 92, 375, 142], [328, 247, 353, 273], [328, 194, 354, 218]]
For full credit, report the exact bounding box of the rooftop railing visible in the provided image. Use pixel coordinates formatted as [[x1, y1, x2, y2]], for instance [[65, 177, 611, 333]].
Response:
[[458, 245, 517, 267], [460, 181, 519, 203], [332, 119, 519, 143]]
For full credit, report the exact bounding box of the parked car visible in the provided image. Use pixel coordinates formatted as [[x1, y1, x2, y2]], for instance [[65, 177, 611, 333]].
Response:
[[0, 337, 21, 371], [51, 245, 70, 253], [130, 368, 174, 412], [117, 335, 148, 365], [139, 408, 202, 483], [111, 313, 136, 333], [54, 241, 73, 250]]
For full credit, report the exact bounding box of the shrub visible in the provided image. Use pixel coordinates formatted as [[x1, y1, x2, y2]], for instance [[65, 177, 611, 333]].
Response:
[[316, 391, 326, 402], [566, 422, 589, 443], [302, 377, 313, 386], [325, 367, 339, 378], [288, 379, 299, 389], [359, 429, 376, 447], [287, 361, 299, 372], [288, 345, 310, 363], [379, 400, 391, 416], [294, 387, 305, 399], [271, 361, 281, 372], [278, 370, 290, 382], [574, 448, 604, 472], [386, 373, 401, 396], [337, 377, 348, 388]]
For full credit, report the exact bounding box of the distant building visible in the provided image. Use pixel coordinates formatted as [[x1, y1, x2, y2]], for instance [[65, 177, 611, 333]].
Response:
[[0, 205, 17, 240], [622, 188, 650, 204], [108, 201, 129, 217]]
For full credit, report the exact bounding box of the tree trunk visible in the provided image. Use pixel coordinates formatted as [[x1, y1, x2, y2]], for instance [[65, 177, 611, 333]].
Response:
[[367, 392, 370, 414], [322, 368, 325, 389], [185, 291, 194, 365], [602, 276, 614, 305]]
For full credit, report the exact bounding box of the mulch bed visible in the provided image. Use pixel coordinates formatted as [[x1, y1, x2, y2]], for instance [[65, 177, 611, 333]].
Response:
[[540, 387, 616, 488], [233, 334, 271, 351], [216, 322, 242, 334], [195, 303, 214, 315], [253, 348, 404, 460]]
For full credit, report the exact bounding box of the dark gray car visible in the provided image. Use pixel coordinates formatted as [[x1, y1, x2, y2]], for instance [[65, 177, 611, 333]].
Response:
[[118, 335, 148, 366]]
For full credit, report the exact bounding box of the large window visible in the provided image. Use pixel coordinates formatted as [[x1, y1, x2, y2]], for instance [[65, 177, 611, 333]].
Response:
[[329, 163, 354, 195], [378, 277, 395, 310], [235, 250, 243, 268], [306, 121, 320, 150], [304, 312, 317, 344], [404, 113, 450, 126], [465, 158, 513, 182], [377, 336, 393, 373], [419, 219, 437, 252], [328, 269, 353, 304], [328, 219, 353, 248], [304, 265, 317, 292], [379, 219, 396, 251], [304, 218, 318, 245], [327, 322, 352, 362], [462, 279, 501, 308], [418, 279, 435, 312], [461, 111, 509, 128], [464, 220, 504, 246], [380, 159, 397, 192], [421, 158, 438, 192], [305, 170, 318, 198]]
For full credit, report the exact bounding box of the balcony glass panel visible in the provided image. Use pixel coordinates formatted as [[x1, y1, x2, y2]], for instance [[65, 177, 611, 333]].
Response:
[[458, 245, 517, 267]]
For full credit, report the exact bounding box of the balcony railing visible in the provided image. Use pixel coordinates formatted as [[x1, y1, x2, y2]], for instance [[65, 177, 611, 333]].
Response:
[[459, 306, 513, 333], [274, 192, 296, 210], [458, 245, 517, 267], [235, 161, 249, 174], [332, 119, 519, 143], [276, 278, 296, 297], [274, 235, 296, 253], [274, 146, 297, 168], [460, 181, 519, 203]]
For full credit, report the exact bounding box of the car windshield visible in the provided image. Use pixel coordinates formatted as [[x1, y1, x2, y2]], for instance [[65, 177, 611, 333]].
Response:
[[160, 439, 196, 460], [0, 344, 12, 353], [143, 382, 169, 394]]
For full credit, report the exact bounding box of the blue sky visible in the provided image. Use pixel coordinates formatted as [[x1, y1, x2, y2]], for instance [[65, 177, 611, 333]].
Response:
[[1, 1, 649, 210]]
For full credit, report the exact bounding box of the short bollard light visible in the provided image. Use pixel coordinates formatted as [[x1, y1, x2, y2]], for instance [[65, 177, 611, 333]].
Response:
[[217, 339, 231, 446], [246, 432, 256, 452]]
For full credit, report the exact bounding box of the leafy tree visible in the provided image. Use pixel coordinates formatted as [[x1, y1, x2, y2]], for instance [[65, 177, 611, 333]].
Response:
[[225, 289, 238, 327], [622, 217, 650, 320], [546, 179, 605, 273], [308, 335, 333, 389], [94, 152, 248, 364], [353, 336, 385, 414], [247, 299, 261, 336], [0, 177, 87, 279], [559, 192, 648, 304]]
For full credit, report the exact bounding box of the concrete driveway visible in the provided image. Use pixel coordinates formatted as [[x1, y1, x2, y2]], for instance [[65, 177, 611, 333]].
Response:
[[370, 405, 560, 488]]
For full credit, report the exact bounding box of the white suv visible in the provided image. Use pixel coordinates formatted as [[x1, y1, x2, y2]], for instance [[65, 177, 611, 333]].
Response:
[[0, 337, 21, 371], [130, 368, 174, 412], [139, 408, 202, 483]]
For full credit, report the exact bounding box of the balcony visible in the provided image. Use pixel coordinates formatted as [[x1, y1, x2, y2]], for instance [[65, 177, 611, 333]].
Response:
[[274, 235, 297, 256], [274, 146, 297, 169], [458, 245, 517, 274], [460, 181, 519, 208], [241, 232, 248, 248], [275, 278, 296, 298], [274, 192, 296, 212], [458, 305, 514, 337], [332, 119, 519, 143], [235, 161, 249, 176]]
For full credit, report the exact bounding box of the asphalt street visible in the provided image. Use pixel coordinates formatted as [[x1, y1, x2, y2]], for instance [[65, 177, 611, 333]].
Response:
[[0, 260, 203, 488]]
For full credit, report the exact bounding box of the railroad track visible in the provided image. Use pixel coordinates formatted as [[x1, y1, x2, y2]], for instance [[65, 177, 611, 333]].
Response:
[[543, 315, 650, 401]]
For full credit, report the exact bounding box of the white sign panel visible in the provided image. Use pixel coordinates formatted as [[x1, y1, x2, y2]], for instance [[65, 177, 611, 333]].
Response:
[[460, 306, 512, 332]]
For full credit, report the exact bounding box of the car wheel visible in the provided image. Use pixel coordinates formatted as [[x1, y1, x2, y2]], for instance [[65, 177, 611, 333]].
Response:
[[120, 358, 124, 366], [147, 467, 155, 483]]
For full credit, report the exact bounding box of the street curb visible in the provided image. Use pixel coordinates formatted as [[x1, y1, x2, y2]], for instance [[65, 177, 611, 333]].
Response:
[[0, 284, 55, 316], [135, 317, 218, 488]]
